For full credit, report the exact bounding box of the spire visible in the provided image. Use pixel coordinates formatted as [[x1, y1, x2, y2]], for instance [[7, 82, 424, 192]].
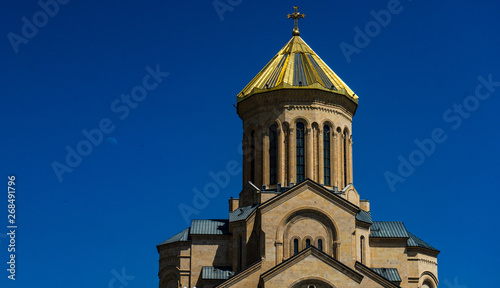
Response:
[[287, 6, 305, 36]]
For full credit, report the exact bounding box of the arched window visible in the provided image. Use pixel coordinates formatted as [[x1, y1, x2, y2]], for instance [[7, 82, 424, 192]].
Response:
[[293, 238, 299, 255], [323, 125, 331, 186], [269, 124, 278, 185], [343, 129, 348, 186], [305, 239, 311, 248], [360, 236, 365, 264], [296, 122, 305, 183], [317, 239, 323, 251], [250, 131, 255, 183]]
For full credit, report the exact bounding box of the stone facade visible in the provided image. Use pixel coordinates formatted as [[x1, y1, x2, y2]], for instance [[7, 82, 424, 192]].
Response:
[[157, 24, 439, 288]]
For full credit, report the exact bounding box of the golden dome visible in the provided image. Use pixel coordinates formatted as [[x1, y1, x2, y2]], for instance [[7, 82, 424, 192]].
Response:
[[237, 36, 358, 103]]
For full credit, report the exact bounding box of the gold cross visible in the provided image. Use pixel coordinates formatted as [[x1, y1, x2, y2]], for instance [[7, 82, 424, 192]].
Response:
[[287, 6, 305, 36]]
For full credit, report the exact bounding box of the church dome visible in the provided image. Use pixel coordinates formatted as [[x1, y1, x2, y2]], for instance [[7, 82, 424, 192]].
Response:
[[237, 35, 358, 103]]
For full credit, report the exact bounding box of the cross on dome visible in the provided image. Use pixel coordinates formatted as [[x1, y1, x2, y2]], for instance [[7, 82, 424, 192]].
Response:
[[287, 6, 305, 36]]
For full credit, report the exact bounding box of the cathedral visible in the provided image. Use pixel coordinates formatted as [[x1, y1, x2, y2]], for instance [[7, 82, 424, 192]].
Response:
[[157, 7, 439, 288]]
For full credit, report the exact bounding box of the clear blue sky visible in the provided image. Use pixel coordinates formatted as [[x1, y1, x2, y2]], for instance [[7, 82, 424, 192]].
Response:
[[1, 1, 499, 287]]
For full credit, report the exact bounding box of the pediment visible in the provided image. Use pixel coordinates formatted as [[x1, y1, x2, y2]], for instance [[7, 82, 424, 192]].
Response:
[[260, 247, 363, 286], [260, 179, 360, 215]]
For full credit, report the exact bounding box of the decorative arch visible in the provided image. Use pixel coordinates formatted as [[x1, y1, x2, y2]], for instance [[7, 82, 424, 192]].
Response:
[[319, 119, 335, 130], [315, 236, 325, 251], [290, 116, 311, 128], [276, 206, 340, 261], [419, 271, 439, 288], [159, 267, 179, 288], [289, 277, 337, 288], [303, 236, 313, 249]]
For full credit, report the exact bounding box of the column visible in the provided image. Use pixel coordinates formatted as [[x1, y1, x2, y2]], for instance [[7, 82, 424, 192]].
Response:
[[255, 130, 263, 187], [277, 126, 285, 185], [318, 127, 324, 184], [262, 130, 270, 187], [288, 127, 295, 184]]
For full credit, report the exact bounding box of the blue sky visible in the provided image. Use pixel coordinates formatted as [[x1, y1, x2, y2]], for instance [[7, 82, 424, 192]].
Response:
[[1, 0, 499, 287]]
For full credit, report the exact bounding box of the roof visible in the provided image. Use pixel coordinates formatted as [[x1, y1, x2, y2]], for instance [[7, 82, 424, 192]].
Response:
[[370, 222, 409, 238], [237, 36, 358, 102], [407, 231, 440, 252], [191, 219, 229, 235], [370, 222, 439, 252], [201, 266, 234, 280], [229, 204, 259, 222], [372, 268, 402, 282], [356, 210, 372, 224], [158, 228, 190, 245]]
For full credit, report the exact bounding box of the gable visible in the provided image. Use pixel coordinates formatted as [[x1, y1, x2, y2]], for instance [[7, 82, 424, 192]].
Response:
[[260, 179, 359, 215], [261, 247, 363, 287]]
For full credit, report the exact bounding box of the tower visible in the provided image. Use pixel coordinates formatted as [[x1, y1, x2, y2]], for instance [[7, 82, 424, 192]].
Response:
[[237, 17, 358, 190], [157, 7, 439, 288]]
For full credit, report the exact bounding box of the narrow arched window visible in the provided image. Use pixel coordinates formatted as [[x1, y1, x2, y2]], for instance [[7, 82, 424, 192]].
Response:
[[269, 124, 278, 185], [305, 239, 311, 248], [360, 236, 365, 264], [293, 238, 299, 255], [296, 122, 305, 183], [250, 131, 255, 183], [323, 125, 331, 186], [317, 239, 323, 251], [343, 129, 348, 186]]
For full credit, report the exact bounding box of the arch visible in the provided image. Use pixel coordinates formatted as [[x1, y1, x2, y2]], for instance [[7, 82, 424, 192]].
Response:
[[316, 237, 324, 251], [289, 277, 337, 288], [291, 237, 300, 255], [303, 236, 313, 249], [290, 116, 311, 128], [159, 267, 179, 288], [319, 119, 335, 129], [419, 271, 438, 288], [276, 207, 340, 260]]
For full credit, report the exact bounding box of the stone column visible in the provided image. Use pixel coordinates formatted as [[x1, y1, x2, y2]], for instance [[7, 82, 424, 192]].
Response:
[[288, 127, 296, 184], [348, 136, 353, 184], [255, 130, 263, 187], [262, 129, 270, 187], [275, 241, 283, 264], [242, 132, 249, 186], [277, 126, 284, 186], [318, 127, 324, 184]]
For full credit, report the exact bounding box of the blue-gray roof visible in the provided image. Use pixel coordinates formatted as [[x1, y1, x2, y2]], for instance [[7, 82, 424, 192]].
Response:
[[356, 210, 372, 224], [370, 222, 409, 238], [201, 266, 234, 280], [372, 268, 401, 282], [229, 205, 258, 222], [191, 219, 229, 235], [158, 228, 190, 245], [407, 232, 439, 252]]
